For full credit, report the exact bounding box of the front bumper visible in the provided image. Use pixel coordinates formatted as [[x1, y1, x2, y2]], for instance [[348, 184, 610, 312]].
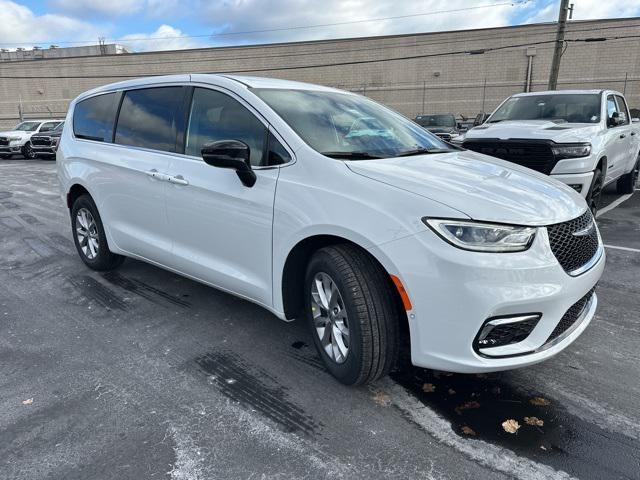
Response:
[[550, 172, 594, 198], [0, 145, 23, 154], [31, 145, 57, 155], [369, 225, 605, 373]]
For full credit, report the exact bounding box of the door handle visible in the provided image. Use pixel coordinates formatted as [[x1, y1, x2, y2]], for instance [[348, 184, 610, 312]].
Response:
[[631, 132, 636, 136], [620, 134, 626, 139], [145, 170, 171, 182], [145, 169, 159, 178], [168, 175, 189, 186]]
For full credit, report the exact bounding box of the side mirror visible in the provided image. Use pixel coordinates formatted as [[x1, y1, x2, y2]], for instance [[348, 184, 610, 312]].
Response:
[[608, 112, 623, 127], [201, 140, 256, 187]]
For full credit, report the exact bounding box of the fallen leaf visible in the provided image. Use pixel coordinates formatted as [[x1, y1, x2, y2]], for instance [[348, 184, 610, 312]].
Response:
[[461, 425, 476, 436], [540, 445, 548, 451], [454, 401, 481, 415], [524, 416, 544, 427], [448, 388, 456, 395], [422, 383, 436, 393], [22, 398, 33, 405], [529, 397, 550, 406], [372, 390, 391, 407], [502, 419, 521, 434]]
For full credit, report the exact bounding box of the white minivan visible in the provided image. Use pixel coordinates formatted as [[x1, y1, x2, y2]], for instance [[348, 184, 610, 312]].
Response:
[[57, 75, 604, 385]]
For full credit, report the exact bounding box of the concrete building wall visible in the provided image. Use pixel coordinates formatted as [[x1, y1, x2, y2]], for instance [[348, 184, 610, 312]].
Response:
[[1, 18, 639, 129]]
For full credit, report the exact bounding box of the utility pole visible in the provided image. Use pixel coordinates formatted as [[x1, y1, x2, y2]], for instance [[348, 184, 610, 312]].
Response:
[[547, 0, 572, 90]]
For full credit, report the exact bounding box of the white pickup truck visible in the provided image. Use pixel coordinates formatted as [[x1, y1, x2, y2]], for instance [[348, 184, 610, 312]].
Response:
[[462, 90, 640, 214], [0, 119, 64, 159]]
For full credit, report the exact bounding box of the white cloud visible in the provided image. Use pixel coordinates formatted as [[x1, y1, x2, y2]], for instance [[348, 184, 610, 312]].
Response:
[[203, 0, 527, 46], [523, 0, 640, 24], [119, 24, 203, 51], [0, 0, 107, 49]]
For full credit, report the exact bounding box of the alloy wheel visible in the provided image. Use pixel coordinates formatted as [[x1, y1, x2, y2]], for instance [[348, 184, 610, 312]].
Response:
[[589, 175, 603, 216], [76, 208, 99, 259], [310, 272, 350, 364], [24, 143, 37, 159]]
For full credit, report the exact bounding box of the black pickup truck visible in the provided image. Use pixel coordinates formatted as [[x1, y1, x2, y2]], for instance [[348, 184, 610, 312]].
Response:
[[30, 121, 64, 159]]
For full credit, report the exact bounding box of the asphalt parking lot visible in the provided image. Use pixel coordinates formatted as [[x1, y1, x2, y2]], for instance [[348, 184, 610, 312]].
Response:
[[1, 157, 638, 480]]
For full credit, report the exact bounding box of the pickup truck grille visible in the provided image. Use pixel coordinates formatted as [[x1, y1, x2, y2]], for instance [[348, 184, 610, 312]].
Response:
[[31, 136, 52, 146], [434, 132, 452, 142], [547, 210, 600, 274], [0, 137, 8, 146], [462, 140, 555, 173]]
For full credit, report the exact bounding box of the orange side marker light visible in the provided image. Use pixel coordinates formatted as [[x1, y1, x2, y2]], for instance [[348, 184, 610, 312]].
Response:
[[390, 274, 413, 311]]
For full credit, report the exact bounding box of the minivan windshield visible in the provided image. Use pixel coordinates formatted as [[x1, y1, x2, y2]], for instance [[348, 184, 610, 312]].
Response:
[[415, 115, 456, 128], [489, 94, 601, 124], [15, 121, 41, 132], [252, 88, 454, 159]]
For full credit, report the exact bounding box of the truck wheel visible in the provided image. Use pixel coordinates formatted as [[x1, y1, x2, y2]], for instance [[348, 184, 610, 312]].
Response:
[[71, 194, 125, 271], [616, 157, 639, 194], [304, 244, 399, 385], [22, 142, 37, 159], [586, 168, 603, 216]]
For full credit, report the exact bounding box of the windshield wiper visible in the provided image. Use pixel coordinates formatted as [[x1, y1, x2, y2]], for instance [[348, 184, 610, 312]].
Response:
[[321, 151, 384, 160], [396, 147, 453, 157]]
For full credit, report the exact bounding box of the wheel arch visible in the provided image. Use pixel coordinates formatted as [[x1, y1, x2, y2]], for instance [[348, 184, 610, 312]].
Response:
[[280, 234, 408, 332], [66, 182, 93, 209]]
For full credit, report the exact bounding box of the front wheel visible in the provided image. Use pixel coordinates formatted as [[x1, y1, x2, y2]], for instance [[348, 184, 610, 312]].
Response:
[[616, 157, 639, 194], [304, 244, 400, 385], [586, 168, 603, 216], [71, 195, 125, 271], [22, 142, 37, 159]]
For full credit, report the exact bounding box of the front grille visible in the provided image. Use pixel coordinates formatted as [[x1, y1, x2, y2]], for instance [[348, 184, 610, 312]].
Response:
[[463, 140, 555, 173], [545, 287, 596, 343], [0, 137, 8, 146], [547, 210, 600, 274], [31, 136, 51, 146]]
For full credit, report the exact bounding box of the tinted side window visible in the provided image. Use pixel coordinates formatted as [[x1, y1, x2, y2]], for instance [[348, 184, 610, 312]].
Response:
[[115, 87, 185, 153], [73, 92, 120, 142], [40, 122, 60, 133], [615, 95, 630, 124], [186, 88, 267, 166]]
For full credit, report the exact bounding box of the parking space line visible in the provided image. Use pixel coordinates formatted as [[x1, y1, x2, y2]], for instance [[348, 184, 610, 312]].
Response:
[[604, 244, 640, 253], [597, 194, 633, 218]]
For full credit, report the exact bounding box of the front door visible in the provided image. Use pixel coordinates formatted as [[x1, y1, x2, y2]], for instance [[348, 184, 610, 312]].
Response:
[[164, 86, 290, 308]]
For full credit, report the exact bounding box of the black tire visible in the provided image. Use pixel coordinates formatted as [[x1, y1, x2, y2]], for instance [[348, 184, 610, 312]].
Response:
[[71, 194, 125, 271], [616, 157, 639, 194], [586, 168, 603, 216], [304, 244, 399, 385], [22, 142, 37, 159]]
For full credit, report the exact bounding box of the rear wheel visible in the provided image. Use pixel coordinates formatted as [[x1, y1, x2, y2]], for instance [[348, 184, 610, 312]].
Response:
[[304, 244, 399, 385], [616, 157, 639, 194], [71, 195, 125, 271], [586, 168, 603, 216]]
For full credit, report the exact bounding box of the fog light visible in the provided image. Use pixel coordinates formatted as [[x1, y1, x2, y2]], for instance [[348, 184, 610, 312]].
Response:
[[474, 314, 541, 354]]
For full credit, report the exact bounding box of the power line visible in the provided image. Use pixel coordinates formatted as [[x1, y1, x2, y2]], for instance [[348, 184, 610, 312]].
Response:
[[2, 19, 637, 73], [0, 1, 528, 47], [0, 30, 638, 80]]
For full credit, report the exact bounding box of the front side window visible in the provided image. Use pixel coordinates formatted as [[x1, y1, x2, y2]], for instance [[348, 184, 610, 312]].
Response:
[[15, 121, 40, 132], [73, 92, 120, 142], [490, 94, 601, 124], [39, 122, 60, 133], [252, 88, 452, 159], [115, 87, 185, 153], [615, 95, 629, 125], [186, 88, 267, 166]]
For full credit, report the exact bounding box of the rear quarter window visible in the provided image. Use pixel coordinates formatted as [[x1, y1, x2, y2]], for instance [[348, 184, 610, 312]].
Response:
[[73, 92, 120, 142]]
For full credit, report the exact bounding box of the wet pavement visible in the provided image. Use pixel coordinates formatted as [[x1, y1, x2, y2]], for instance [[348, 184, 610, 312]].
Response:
[[0, 157, 638, 479]]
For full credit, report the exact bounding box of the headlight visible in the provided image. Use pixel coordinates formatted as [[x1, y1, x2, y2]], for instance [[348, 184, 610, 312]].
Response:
[[551, 143, 591, 159], [8, 136, 21, 141], [423, 219, 536, 252]]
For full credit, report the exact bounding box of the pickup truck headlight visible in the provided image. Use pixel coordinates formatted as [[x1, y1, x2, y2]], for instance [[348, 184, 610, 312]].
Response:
[[551, 143, 591, 159], [8, 136, 22, 141], [423, 219, 536, 252]]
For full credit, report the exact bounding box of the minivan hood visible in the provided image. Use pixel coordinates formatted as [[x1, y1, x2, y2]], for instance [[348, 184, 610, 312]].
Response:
[[346, 150, 586, 226], [465, 120, 599, 143]]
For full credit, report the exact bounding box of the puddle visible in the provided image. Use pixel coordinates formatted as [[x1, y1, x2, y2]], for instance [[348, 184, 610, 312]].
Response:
[[391, 367, 639, 479]]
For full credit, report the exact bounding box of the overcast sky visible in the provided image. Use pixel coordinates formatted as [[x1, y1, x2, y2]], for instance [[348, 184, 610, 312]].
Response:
[[1, 0, 639, 52]]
